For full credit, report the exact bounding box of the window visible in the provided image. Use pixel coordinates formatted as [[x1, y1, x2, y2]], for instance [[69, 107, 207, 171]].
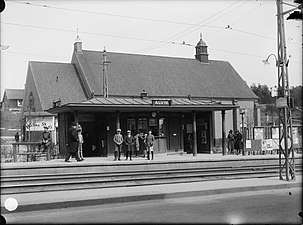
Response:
[[159, 118, 167, 136], [138, 118, 147, 133], [17, 100, 23, 107], [126, 119, 136, 135], [149, 118, 158, 135]]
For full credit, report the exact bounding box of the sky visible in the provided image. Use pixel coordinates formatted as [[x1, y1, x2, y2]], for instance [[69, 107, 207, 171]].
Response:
[[0, 0, 302, 100]]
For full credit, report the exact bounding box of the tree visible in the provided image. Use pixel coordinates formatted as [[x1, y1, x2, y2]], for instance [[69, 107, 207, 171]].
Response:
[[290, 85, 302, 108], [250, 83, 274, 104]]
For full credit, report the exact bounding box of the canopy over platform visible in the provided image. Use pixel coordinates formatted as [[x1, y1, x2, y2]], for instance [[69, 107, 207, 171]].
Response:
[[48, 97, 238, 114]]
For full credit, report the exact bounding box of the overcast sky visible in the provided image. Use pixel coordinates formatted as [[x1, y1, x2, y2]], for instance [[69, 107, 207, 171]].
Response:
[[1, 0, 302, 99]]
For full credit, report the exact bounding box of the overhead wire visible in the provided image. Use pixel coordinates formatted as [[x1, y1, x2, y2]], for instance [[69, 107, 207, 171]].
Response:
[[9, 1, 223, 29], [3, 1, 301, 60], [7, 0, 301, 47], [136, 0, 246, 53], [1, 21, 171, 44]]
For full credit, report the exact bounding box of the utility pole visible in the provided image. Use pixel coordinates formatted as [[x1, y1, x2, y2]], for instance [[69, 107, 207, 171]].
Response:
[[275, 0, 298, 181], [102, 48, 111, 98]]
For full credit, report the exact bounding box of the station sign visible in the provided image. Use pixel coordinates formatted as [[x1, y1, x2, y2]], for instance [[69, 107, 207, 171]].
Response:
[[152, 99, 172, 106]]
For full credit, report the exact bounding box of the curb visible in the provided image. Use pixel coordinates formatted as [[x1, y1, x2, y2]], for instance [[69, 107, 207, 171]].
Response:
[[1, 182, 301, 214]]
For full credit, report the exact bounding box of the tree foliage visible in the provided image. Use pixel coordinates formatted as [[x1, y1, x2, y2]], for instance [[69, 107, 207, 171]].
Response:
[[250, 83, 274, 104], [290, 85, 302, 108], [250, 83, 302, 109]]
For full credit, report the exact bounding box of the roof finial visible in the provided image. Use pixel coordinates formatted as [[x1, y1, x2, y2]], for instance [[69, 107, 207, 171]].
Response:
[[200, 33, 202, 40], [75, 28, 81, 42]]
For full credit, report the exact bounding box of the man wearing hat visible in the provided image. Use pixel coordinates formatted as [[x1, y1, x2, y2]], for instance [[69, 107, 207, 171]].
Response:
[[40, 126, 52, 155], [124, 130, 134, 161], [113, 128, 123, 161], [65, 122, 82, 162]]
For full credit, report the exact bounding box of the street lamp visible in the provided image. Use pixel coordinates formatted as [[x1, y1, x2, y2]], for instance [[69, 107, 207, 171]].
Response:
[[239, 108, 246, 155], [262, 54, 281, 67]]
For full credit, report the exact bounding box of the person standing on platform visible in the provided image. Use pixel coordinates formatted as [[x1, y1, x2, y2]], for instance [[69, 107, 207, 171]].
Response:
[[65, 122, 82, 162], [77, 124, 84, 161], [113, 128, 123, 161], [134, 132, 140, 157], [234, 130, 243, 155], [227, 130, 235, 154], [146, 130, 155, 160], [14, 132, 20, 142], [139, 131, 147, 158], [124, 130, 134, 161]]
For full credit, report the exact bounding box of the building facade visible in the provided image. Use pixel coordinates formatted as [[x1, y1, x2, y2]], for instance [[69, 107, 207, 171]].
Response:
[[23, 35, 258, 157]]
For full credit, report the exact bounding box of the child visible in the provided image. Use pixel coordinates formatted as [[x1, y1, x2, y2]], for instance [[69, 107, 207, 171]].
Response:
[[77, 124, 84, 161]]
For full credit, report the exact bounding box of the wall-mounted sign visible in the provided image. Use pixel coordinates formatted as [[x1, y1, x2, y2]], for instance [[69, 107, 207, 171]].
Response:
[[152, 100, 172, 106], [26, 116, 55, 131]]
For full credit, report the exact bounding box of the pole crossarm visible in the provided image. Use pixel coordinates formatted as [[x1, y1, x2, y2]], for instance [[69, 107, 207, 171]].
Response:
[[276, 0, 296, 181]]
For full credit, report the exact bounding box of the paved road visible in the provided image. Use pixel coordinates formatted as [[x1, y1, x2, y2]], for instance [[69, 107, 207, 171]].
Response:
[[3, 188, 302, 224]]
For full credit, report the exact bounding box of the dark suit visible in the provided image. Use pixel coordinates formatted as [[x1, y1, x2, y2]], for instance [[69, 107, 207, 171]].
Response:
[[65, 126, 81, 161]]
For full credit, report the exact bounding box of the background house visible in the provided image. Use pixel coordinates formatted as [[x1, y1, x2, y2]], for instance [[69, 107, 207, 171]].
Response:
[[1, 89, 24, 112]]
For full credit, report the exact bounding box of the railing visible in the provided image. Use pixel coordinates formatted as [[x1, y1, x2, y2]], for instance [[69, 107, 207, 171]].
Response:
[[12, 142, 51, 162]]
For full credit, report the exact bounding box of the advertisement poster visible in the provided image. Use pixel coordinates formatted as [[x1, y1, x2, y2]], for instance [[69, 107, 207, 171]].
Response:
[[261, 139, 273, 151], [272, 127, 279, 139], [254, 128, 264, 140]]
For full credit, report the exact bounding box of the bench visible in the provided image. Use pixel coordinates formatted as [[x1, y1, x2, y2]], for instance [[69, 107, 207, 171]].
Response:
[[12, 142, 51, 162]]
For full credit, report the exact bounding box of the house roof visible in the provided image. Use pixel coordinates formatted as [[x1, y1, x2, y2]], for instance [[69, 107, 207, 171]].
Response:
[[3, 89, 24, 101], [28, 49, 258, 111], [80, 50, 258, 99], [29, 61, 87, 110]]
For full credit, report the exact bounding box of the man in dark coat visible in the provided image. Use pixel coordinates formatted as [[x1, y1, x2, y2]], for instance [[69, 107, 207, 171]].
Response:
[[234, 130, 243, 155], [124, 130, 134, 161], [65, 122, 82, 162]]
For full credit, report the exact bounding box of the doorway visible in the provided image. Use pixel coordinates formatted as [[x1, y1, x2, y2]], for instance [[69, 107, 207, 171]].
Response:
[[197, 118, 210, 153], [168, 117, 181, 151]]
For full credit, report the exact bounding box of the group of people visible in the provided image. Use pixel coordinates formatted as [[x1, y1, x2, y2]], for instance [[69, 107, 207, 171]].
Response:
[[227, 129, 243, 155], [113, 129, 155, 161], [65, 122, 84, 162]]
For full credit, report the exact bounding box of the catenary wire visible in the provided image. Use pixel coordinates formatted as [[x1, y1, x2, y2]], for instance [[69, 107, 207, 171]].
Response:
[[136, 0, 245, 53]]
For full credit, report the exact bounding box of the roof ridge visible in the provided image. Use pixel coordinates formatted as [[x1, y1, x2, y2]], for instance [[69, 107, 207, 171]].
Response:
[[82, 49, 204, 61], [29, 61, 72, 65]]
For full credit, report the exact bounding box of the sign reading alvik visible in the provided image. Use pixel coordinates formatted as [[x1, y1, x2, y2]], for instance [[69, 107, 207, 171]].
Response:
[[152, 100, 172, 106]]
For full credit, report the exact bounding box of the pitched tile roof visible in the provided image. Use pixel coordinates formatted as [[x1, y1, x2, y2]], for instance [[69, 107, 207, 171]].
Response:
[[29, 50, 257, 111], [81, 50, 258, 99], [29, 62, 87, 110]]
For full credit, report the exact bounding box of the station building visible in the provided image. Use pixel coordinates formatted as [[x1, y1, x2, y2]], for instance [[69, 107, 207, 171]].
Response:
[[22, 35, 258, 157]]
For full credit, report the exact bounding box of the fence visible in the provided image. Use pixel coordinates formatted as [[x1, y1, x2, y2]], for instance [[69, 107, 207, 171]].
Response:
[[244, 125, 302, 154], [12, 142, 52, 162]]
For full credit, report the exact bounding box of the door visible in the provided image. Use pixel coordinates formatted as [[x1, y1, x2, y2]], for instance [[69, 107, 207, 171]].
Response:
[[97, 120, 107, 156], [168, 117, 181, 151], [81, 122, 99, 157], [197, 118, 210, 153]]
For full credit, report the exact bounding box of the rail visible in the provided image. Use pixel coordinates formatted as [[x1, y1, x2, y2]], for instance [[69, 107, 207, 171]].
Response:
[[12, 142, 51, 162]]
